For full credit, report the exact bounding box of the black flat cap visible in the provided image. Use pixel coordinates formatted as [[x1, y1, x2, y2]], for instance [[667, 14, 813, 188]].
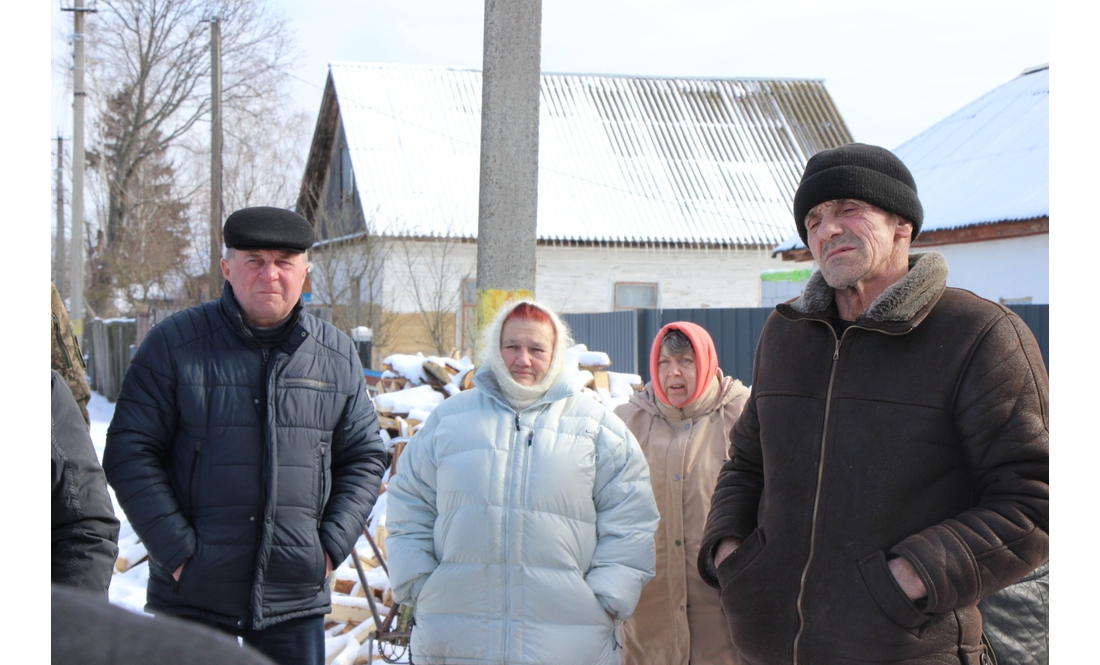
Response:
[[223, 207, 315, 252]]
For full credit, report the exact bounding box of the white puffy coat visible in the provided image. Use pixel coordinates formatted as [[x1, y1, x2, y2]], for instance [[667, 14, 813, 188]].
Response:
[[387, 365, 660, 665]]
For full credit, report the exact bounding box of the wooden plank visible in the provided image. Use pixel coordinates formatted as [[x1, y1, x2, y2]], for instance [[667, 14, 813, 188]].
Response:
[[325, 603, 373, 626], [422, 360, 452, 388]]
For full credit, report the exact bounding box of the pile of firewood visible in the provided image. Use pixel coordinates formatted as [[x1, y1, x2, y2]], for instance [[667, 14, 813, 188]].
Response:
[[372, 353, 474, 439]]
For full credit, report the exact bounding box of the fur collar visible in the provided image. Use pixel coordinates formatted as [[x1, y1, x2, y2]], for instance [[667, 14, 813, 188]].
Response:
[[790, 252, 949, 323]]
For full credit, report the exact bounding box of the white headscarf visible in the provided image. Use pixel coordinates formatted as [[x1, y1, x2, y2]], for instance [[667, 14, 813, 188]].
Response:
[[479, 300, 573, 410]]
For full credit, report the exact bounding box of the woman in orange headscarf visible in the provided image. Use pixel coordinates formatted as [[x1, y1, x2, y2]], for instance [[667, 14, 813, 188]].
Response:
[[615, 322, 750, 665]]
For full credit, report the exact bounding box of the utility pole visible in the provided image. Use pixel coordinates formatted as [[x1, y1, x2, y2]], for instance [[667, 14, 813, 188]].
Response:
[[475, 0, 542, 336], [63, 0, 95, 336], [209, 17, 224, 300], [55, 134, 67, 298]]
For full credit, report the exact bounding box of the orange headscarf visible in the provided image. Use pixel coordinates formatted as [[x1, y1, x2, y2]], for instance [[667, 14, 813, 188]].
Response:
[[649, 321, 719, 407]]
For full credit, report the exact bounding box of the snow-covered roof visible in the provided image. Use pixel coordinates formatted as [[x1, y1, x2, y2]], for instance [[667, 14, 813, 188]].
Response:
[[771, 65, 1049, 255], [893, 65, 1048, 232], [312, 63, 852, 248]]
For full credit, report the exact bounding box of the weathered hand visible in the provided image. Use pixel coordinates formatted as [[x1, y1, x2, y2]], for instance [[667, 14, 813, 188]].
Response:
[[888, 556, 928, 601], [714, 537, 743, 567], [325, 554, 333, 578], [172, 563, 184, 582]]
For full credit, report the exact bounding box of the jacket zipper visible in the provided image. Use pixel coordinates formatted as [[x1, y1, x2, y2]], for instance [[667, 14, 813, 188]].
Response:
[[501, 411, 522, 660], [53, 314, 74, 369], [792, 335, 842, 664], [316, 444, 327, 525], [254, 347, 276, 629]]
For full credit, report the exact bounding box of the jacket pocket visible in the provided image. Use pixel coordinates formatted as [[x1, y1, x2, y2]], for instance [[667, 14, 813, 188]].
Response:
[[314, 441, 331, 520], [857, 551, 931, 632], [716, 527, 765, 589], [283, 378, 337, 391], [174, 539, 200, 594], [187, 441, 204, 519]]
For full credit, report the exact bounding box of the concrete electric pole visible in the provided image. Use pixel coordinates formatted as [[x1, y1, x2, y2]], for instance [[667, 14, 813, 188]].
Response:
[[63, 0, 95, 336], [209, 17, 224, 300], [475, 0, 542, 334], [55, 135, 67, 298]]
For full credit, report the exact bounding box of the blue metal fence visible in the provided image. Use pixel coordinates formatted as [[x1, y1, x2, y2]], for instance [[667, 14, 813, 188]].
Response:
[[564, 304, 1049, 387]]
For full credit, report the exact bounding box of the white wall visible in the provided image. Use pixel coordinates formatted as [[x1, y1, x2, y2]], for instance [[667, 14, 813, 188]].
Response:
[[319, 239, 789, 351], [927, 234, 1048, 305], [535, 244, 783, 313], [378, 240, 785, 314]]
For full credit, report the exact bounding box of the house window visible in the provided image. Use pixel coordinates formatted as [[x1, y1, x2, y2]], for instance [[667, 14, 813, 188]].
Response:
[[615, 282, 658, 310], [340, 147, 355, 197]]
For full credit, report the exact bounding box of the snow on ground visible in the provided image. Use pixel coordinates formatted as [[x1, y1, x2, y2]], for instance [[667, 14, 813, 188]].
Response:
[[88, 392, 150, 616]]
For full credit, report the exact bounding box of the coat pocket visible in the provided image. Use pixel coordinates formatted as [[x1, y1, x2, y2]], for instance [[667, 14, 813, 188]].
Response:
[[716, 527, 765, 589], [283, 378, 337, 391], [857, 551, 931, 633]]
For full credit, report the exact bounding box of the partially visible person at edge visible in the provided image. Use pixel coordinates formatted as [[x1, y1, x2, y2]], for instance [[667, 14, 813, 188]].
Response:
[[52, 370, 119, 596], [697, 143, 1048, 664], [386, 300, 661, 665], [52, 283, 91, 428], [978, 561, 1049, 665], [53, 585, 276, 665], [615, 322, 748, 665], [103, 207, 389, 665]]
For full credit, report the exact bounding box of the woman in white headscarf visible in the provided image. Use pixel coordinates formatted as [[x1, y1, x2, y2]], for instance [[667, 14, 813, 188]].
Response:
[[387, 300, 660, 665]]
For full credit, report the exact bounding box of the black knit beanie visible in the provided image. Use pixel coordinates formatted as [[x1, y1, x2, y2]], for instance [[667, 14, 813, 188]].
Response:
[[792, 143, 923, 245]]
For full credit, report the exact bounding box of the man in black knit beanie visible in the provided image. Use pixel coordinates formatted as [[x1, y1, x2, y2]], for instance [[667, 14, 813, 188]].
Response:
[[697, 143, 1049, 664]]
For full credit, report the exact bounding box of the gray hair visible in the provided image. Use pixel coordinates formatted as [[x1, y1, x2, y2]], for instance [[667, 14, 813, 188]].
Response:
[[224, 247, 310, 262], [660, 329, 693, 356]]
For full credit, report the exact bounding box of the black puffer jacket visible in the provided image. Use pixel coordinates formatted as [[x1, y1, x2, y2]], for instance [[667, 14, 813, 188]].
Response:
[[104, 286, 388, 630], [52, 370, 120, 595]]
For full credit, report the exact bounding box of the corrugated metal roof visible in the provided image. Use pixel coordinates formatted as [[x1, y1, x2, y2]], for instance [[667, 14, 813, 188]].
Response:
[[327, 63, 851, 247], [894, 65, 1048, 232], [771, 66, 1048, 255]]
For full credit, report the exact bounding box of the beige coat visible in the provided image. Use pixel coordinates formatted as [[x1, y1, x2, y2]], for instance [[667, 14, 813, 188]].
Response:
[[615, 372, 749, 665]]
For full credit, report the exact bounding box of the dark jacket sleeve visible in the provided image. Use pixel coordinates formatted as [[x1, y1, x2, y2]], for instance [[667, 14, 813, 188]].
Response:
[[697, 375, 764, 587], [102, 325, 195, 573], [891, 311, 1049, 615], [318, 348, 388, 566], [52, 371, 120, 595]]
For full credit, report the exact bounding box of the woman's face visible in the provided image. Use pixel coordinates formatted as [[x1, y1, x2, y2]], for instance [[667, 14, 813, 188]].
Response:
[[657, 344, 697, 408], [500, 317, 555, 386]]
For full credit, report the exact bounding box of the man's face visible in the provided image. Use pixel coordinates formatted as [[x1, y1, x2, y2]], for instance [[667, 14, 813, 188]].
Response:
[[657, 344, 697, 408], [500, 317, 555, 386], [804, 199, 912, 291], [221, 249, 310, 327]]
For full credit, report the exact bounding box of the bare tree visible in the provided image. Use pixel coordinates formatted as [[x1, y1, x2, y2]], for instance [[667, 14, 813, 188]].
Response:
[[307, 202, 399, 361], [393, 230, 474, 356], [83, 0, 300, 314]]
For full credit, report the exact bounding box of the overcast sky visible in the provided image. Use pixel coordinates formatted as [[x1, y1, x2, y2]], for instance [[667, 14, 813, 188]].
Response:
[[269, 0, 1047, 150], [50, 0, 1048, 152]]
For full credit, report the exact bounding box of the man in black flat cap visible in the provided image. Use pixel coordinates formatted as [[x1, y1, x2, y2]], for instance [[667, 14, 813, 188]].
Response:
[[104, 207, 388, 665], [697, 144, 1048, 664]]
